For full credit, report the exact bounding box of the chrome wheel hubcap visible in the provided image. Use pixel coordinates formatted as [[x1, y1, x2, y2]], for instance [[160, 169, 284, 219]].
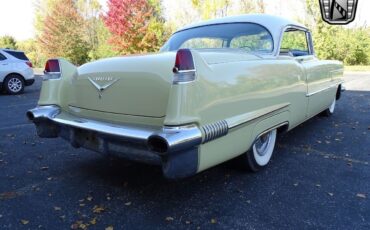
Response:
[[252, 129, 277, 166], [8, 78, 22, 93], [254, 132, 271, 156]]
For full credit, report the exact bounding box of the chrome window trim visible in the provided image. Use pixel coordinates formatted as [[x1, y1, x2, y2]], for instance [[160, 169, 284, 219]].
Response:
[[306, 31, 315, 55], [276, 25, 311, 57]]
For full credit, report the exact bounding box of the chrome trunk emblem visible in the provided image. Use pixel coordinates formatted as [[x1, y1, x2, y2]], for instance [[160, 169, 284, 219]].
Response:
[[88, 77, 119, 99]]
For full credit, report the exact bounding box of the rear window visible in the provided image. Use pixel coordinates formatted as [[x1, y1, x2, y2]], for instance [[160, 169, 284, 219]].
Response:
[[0, 53, 6, 61], [161, 23, 274, 53], [181, 37, 224, 49], [4, 50, 29, 61]]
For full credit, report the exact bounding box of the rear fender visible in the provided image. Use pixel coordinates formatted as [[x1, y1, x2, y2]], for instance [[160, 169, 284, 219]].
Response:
[[163, 50, 212, 126], [38, 59, 77, 106]]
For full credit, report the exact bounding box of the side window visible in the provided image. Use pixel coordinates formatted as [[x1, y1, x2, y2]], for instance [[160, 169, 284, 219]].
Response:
[[0, 53, 7, 61], [280, 29, 309, 57], [230, 32, 273, 52], [3, 50, 29, 60]]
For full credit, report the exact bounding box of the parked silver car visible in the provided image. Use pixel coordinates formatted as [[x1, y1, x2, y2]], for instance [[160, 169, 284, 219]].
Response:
[[0, 48, 34, 94]]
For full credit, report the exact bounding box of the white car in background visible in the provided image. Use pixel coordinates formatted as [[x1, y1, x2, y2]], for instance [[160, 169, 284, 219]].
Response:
[[0, 48, 35, 94]]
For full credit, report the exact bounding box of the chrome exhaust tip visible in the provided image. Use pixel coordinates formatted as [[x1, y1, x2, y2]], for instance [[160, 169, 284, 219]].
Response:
[[26, 105, 61, 123], [148, 135, 169, 153], [26, 106, 61, 138], [147, 125, 202, 154]]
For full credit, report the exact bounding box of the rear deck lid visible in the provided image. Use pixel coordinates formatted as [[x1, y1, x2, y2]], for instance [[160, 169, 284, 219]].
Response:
[[69, 53, 176, 118]]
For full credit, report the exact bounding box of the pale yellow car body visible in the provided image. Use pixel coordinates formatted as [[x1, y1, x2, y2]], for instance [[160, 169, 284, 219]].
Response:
[[29, 15, 343, 178]]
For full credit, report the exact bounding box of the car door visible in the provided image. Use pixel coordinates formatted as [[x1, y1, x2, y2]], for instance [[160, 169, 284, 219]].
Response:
[[0, 52, 10, 81], [298, 32, 334, 117], [280, 28, 331, 119]]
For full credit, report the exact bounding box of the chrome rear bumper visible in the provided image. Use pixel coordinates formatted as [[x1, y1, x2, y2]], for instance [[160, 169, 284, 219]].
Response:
[[27, 105, 202, 179]]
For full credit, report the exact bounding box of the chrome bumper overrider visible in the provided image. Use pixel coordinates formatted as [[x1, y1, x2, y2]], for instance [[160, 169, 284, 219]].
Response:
[[27, 105, 202, 178]]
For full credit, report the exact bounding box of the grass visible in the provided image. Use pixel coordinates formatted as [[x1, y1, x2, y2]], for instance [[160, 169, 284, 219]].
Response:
[[344, 66, 370, 72]]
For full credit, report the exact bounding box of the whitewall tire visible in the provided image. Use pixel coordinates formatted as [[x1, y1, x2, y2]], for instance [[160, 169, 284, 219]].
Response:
[[322, 98, 336, 117], [242, 129, 277, 172]]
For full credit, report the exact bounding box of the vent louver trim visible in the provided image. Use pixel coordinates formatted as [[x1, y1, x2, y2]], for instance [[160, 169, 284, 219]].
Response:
[[202, 120, 229, 143]]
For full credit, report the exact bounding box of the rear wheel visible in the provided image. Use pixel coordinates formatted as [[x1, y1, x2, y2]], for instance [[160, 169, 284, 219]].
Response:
[[4, 74, 24, 95], [322, 98, 336, 117], [242, 129, 277, 172]]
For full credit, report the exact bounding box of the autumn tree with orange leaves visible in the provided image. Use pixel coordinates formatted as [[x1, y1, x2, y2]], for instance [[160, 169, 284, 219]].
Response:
[[103, 0, 167, 55], [38, 0, 89, 65]]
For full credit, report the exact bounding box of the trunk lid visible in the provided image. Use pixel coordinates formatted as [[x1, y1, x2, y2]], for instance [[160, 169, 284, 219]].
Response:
[[69, 52, 176, 118]]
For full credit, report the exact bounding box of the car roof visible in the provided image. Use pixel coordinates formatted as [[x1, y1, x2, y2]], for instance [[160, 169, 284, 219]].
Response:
[[176, 14, 309, 54], [0, 48, 23, 52], [178, 14, 307, 33]]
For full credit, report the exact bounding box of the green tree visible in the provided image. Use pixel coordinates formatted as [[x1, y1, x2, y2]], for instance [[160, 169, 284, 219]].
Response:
[[0, 35, 17, 50], [37, 0, 89, 65], [191, 0, 265, 20], [239, 0, 265, 13], [335, 28, 370, 65], [305, 0, 370, 65], [76, 0, 101, 58], [192, 0, 231, 20], [16, 39, 47, 67], [33, 0, 52, 67], [34, 0, 57, 37], [88, 19, 119, 60], [161, 0, 201, 33]]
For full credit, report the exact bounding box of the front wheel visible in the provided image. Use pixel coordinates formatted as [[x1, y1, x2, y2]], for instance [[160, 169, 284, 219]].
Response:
[[242, 129, 277, 172], [4, 75, 24, 95]]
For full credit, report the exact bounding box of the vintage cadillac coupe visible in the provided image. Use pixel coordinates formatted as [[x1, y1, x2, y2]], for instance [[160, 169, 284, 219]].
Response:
[[27, 15, 343, 179]]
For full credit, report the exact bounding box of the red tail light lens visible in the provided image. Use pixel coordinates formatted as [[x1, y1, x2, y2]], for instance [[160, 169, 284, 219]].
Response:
[[173, 49, 196, 84], [44, 59, 60, 73], [26, 61, 33, 68], [43, 59, 61, 80], [174, 49, 195, 72]]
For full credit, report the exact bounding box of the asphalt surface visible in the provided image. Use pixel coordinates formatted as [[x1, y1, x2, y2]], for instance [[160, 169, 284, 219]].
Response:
[[0, 73, 369, 230]]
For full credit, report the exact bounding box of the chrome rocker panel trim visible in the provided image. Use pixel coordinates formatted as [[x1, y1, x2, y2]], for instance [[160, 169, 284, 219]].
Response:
[[306, 82, 343, 97]]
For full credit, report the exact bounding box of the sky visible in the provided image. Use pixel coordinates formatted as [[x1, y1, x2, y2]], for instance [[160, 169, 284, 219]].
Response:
[[0, 0, 369, 41]]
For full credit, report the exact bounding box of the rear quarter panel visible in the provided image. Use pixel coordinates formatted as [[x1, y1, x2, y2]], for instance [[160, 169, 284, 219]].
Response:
[[165, 51, 308, 172]]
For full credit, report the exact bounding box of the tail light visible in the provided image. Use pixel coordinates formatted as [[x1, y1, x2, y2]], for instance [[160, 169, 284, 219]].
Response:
[[173, 49, 196, 84], [43, 59, 61, 80], [25, 61, 33, 68]]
